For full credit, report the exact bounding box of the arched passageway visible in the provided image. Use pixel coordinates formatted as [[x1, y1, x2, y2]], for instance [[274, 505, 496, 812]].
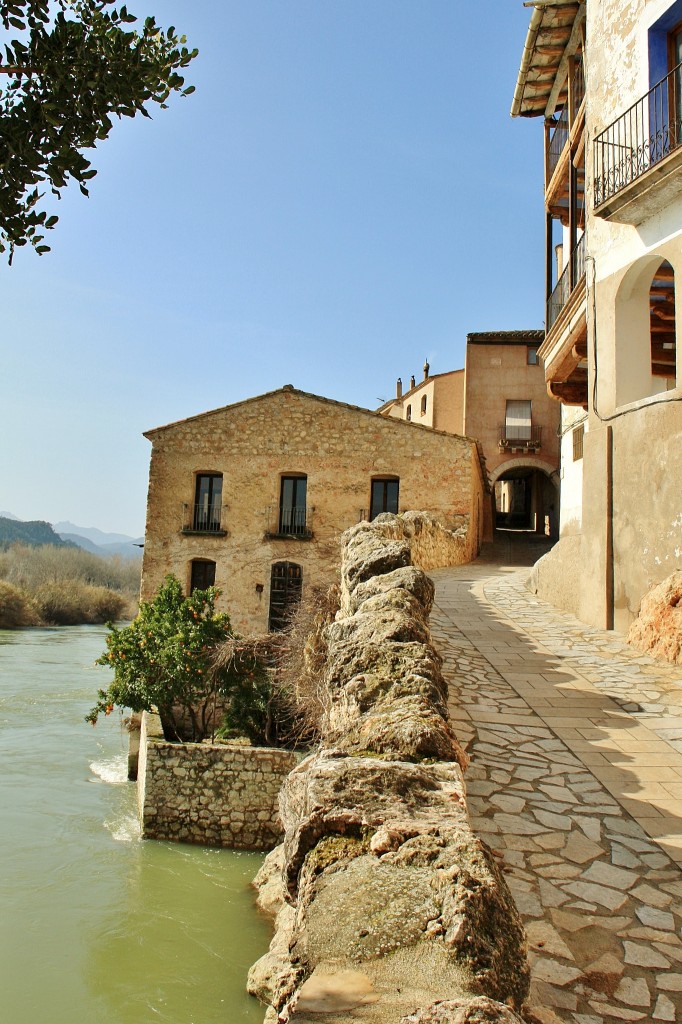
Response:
[[490, 460, 559, 539]]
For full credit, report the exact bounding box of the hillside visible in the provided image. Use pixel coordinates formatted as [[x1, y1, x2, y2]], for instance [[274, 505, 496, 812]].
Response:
[[0, 517, 72, 549], [53, 521, 144, 547], [0, 514, 144, 559], [54, 521, 144, 559]]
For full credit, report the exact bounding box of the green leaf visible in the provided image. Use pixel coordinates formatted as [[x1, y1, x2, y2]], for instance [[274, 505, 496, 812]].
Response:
[[0, 2, 197, 260]]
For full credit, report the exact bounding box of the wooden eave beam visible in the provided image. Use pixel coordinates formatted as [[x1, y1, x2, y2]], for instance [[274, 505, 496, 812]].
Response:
[[513, 1, 582, 117], [548, 379, 588, 405], [544, 5, 586, 117]]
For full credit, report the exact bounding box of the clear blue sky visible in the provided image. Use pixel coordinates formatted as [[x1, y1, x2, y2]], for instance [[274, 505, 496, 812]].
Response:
[[2, 1, 540, 536]]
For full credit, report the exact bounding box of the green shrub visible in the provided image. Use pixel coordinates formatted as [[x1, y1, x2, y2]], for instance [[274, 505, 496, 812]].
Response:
[[88, 575, 269, 742]]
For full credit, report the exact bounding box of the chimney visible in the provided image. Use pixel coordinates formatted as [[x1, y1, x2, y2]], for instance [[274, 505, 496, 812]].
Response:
[[410, 375, 416, 390], [396, 377, 403, 399], [423, 359, 430, 380]]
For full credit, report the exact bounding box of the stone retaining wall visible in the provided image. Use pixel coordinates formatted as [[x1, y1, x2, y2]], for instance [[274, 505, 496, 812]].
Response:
[[137, 712, 299, 849], [248, 513, 530, 1024], [375, 509, 478, 571]]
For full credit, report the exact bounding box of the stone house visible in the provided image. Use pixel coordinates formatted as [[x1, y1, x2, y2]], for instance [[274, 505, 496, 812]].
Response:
[[380, 331, 561, 539], [512, 0, 682, 631], [140, 385, 485, 634]]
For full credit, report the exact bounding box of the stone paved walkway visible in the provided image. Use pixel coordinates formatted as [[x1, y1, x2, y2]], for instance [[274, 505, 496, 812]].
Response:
[[429, 538, 682, 1024]]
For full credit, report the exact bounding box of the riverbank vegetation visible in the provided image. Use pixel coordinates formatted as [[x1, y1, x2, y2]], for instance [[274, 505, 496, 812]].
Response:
[[0, 544, 141, 627], [88, 576, 270, 742], [88, 575, 339, 748]]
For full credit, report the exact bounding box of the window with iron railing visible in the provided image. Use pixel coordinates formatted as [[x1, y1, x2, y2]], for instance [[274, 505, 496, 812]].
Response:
[[499, 401, 542, 449], [594, 62, 682, 207], [264, 475, 313, 538], [182, 473, 225, 534]]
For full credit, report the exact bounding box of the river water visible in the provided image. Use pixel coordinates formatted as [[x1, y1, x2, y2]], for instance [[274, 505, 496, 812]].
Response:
[[0, 625, 271, 1024]]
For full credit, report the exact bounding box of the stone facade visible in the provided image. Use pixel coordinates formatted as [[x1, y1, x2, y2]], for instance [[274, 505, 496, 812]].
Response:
[[248, 514, 529, 1024], [141, 386, 484, 634], [137, 712, 299, 849]]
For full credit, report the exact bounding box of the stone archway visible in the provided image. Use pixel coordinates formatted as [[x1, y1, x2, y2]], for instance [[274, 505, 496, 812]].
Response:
[[489, 459, 560, 538]]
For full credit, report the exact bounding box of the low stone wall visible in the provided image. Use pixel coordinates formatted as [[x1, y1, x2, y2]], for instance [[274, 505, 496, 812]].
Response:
[[379, 509, 476, 570], [248, 514, 530, 1024], [137, 712, 299, 849]]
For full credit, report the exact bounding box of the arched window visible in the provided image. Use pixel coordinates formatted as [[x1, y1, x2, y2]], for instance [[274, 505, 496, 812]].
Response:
[[268, 562, 302, 631], [421, 394, 427, 415], [406, 404, 412, 421], [190, 559, 216, 593], [650, 260, 676, 390]]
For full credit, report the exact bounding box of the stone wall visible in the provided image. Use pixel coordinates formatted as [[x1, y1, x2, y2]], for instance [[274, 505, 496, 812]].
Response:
[[372, 509, 476, 571], [247, 514, 530, 1024], [141, 386, 484, 635], [137, 712, 299, 849]]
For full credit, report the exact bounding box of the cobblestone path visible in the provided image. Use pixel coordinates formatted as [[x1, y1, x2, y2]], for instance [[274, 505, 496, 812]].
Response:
[[429, 548, 682, 1024]]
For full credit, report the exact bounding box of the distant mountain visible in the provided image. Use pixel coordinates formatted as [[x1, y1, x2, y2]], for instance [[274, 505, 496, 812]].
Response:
[[57, 532, 102, 554], [53, 521, 144, 547], [0, 514, 143, 559], [58, 532, 143, 560], [0, 516, 72, 549]]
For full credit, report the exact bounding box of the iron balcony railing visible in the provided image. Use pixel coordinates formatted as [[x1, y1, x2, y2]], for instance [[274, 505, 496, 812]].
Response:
[[546, 232, 586, 332], [594, 62, 682, 207], [572, 54, 585, 116], [181, 503, 225, 534], [498, 424, 542, 449], [265, 505, 313, 538], [548, 103, 569, 180]]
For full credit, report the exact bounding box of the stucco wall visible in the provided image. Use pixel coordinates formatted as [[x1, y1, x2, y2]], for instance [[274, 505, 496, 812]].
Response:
[[141, 387, 483, 634], [137, 712, 299, 849], [572, 0, 682, 630], [559, 407, 586, 536], [432, 369, 466, 434], [579, 398, 682, 632], [463, 339, 560, 480], [379, 370, 465, 435]]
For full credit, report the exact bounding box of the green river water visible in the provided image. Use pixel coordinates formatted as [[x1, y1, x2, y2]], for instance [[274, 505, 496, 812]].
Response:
[[0, 625, 271, 1024]]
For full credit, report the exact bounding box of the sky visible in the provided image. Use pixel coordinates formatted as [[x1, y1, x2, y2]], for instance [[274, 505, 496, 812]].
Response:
[[1, 1, 542, 536]]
